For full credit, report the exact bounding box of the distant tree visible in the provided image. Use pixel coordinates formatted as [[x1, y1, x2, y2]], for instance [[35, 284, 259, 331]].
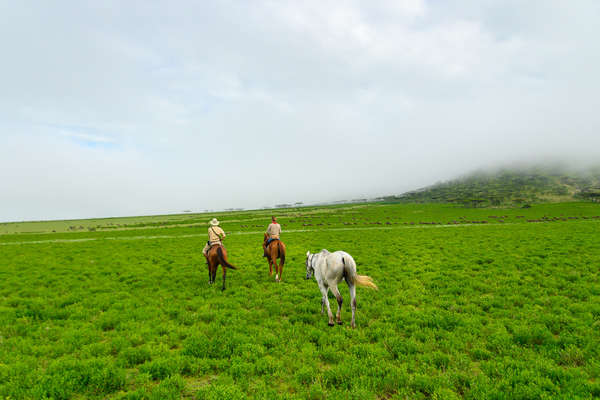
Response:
[[579, 189, 600, 202], [489, 196, 502, 206], [464, 198, 486, 208]]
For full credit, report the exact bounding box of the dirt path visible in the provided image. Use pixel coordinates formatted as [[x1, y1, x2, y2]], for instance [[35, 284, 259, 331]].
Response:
[[0, 223, 525, 246]]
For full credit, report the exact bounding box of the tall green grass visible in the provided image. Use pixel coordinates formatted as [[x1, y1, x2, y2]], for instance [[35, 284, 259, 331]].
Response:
[[1, 203, 599, 398]]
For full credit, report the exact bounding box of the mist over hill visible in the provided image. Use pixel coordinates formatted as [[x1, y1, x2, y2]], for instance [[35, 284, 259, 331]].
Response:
[[381, 163, 600, 207]]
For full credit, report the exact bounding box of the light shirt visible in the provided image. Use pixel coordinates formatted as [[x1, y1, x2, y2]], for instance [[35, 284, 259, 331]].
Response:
[[208, 226, 225, 243], [266, 223, 281, 239]]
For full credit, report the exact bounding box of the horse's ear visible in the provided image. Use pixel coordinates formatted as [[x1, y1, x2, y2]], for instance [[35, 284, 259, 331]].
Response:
[[306, 251, 310, 257]]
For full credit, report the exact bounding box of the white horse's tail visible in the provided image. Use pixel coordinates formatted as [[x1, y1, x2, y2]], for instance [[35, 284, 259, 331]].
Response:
[[342, 254, 378, 290], [355, 274, 378, 290]]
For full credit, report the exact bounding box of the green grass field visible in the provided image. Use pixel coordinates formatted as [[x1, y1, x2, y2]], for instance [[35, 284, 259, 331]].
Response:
[[1, 202, 599, 399]]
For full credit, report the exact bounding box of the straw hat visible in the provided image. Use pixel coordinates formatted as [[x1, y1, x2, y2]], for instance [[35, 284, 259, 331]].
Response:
[[209, 218, 220, 226]]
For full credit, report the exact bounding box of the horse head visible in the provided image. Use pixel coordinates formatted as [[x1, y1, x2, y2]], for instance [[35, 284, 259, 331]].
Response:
[[305, 251, 314, 280]]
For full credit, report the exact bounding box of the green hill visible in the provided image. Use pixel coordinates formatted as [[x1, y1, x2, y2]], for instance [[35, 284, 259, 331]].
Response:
[[383, 164, 600, 207]]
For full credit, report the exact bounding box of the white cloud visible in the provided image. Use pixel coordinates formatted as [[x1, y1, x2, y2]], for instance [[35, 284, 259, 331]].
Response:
[[0, 0, 599, 221], [59, 130, 116, 144]]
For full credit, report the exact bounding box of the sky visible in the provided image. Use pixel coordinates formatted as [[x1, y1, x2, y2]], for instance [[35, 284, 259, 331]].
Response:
[[1, 1, 599, 222]]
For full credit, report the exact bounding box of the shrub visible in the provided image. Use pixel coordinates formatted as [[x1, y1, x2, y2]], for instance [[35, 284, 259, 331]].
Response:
[[140, 358, 180, 380], [33, 358, 126, 399], [121, 346, 152, 367], [470, 347, 492, 361], [182, 335, 209, 358], [148, 375, 185, 400], [295, 365, 316, 386], [559, 346, 585, 366], [513, 324, 553, 347], [196, 383, 245, 400]]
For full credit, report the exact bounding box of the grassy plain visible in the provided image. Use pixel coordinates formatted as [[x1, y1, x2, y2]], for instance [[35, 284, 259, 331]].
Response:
[[1, 202, 599, 399]]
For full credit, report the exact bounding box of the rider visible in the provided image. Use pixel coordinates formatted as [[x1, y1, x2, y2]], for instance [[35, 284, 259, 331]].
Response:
[[203, 218, 226, 262], [263, 216, 281, 257]]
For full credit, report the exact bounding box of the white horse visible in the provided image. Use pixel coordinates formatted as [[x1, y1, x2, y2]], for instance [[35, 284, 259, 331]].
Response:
[[305, 250, 377, 328]]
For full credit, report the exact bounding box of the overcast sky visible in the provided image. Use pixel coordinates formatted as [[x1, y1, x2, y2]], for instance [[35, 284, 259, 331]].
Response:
[[1, 1, 599, 222]]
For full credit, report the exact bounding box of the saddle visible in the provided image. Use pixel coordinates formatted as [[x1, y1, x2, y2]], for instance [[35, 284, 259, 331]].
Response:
[[207, 242, 224, 253], [266, 238, 280, 247]]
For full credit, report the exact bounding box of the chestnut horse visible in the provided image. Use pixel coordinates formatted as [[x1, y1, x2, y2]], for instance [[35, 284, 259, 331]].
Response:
[[264, 233, 286, 282], [206, 244, 237, 291]]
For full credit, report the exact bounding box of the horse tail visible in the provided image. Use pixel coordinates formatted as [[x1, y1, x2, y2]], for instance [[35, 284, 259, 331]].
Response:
[[342, 254, 377, 290], [217, 246, 237, 270], [355, 275, 378, 290], [278, 241, 285, 266]]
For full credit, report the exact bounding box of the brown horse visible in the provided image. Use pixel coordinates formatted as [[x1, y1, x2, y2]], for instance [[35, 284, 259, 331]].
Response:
[[264, 233, 286, 282], [206, 244, 237, 291]]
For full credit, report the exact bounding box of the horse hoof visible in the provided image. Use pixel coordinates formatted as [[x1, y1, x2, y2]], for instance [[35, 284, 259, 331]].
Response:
[[337, 321, 343, 325], [328, 322, 335, 327]]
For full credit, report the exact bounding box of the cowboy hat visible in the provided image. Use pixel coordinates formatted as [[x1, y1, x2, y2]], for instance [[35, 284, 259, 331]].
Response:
[[209, 218, 220, 226]]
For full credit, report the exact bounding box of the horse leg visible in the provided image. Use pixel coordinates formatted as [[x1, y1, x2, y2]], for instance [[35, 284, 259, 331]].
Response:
[[319, 284, 334, 326], [349, 283, 357, 329], [321, 296, 325, 314], [221, 265, 227, 291], [330, 285, 343, 325], [211, 264, 217, 285], [207, 257, 213, 284], [267, 247, 273, 276], [271, 251, 279, 282], [275, 259, 281, 282], [278, 258, 283, 282]]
